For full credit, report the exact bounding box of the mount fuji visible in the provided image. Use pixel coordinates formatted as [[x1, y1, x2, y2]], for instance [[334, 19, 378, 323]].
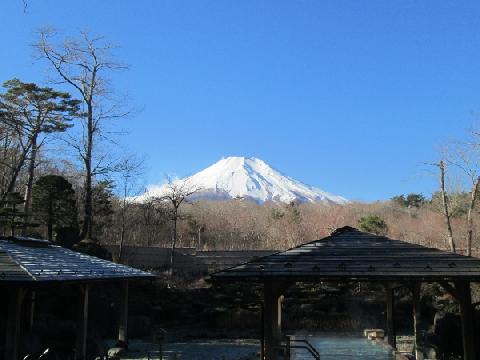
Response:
[[140, 156, 348, 204]]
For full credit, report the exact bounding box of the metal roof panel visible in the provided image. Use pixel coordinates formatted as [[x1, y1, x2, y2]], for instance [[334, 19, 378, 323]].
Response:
[[0, 239, 154, 283]]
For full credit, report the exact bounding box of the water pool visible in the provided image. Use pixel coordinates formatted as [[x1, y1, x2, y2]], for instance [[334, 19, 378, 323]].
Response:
[[121, 339, 259, 360], [293, 335, 394, 360], [121, 336, 393, 360]]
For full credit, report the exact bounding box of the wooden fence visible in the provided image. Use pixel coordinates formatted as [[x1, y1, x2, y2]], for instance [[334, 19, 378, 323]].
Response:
[[104, 245, 277, 274], [104, 244, 480, 275]]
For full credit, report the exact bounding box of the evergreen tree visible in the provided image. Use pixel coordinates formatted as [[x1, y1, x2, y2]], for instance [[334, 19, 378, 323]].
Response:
[[73, 180, 114, 259], [31, 175, 78, 241], [91, 180, 115, 238], [358, 215, 388, 235], [0, 79, 80, 227], [0, 192, 30, 236], [405, 193, 426, 208], [286, 201, 302, 224], [392, 193, 425, 208], [391, 195, 407, 207]]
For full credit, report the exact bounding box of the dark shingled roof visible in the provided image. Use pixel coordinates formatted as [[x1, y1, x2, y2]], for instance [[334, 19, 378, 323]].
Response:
[[211, 226, 480, 282], [0, 236, 154, 283]]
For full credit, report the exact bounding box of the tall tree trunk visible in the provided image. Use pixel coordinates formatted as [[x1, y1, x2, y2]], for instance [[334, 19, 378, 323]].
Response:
[[118, 218, 126, 263], [10, 202, 17, 236], [22, 135, 38, 235], [439, 160, 456, 252], [466, 176, 480, 256], [118, 183, 127, 263], [80, 104, 94, 241], [198, 227, 202, 249], [170, 208, 178, 276], [0, 133, 12, 195], [47, 198, 53, 241]]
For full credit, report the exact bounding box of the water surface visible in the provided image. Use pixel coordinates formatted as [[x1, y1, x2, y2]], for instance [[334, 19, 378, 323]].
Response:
[[121, 336, 393, 360], [293, 335, 394, 360]]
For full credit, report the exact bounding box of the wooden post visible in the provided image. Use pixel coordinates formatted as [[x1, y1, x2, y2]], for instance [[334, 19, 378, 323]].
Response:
[[76, 284, 89, 360], [4, 287, 25, 360], [29, 290, 36, 331], [385, 284, 396, 349], [285, 335, 291, 360], [260, 302, 265, 360], [118, 281, 129, 345], [263, 282, 283, 360], [455, 281, 475, 360], [412, 283, 423, 360], [263, 282, 275, 360], [273, 295, 283, 345]]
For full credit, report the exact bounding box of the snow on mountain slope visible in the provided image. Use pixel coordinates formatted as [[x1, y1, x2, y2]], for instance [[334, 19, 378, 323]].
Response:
[[139, 156, 348, 204]]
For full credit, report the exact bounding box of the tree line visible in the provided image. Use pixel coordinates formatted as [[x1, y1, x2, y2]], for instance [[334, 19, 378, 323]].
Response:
[[101, 190, 480, 255], [2, 29, 480, 262]]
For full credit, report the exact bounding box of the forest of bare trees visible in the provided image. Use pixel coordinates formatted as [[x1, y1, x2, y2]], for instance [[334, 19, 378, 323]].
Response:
[[100, 193, 480, 254]]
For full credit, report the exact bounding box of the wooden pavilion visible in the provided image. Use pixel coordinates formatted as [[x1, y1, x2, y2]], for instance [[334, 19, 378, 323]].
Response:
[[211, 226, 480, 360], [0, 235, 154, 360]]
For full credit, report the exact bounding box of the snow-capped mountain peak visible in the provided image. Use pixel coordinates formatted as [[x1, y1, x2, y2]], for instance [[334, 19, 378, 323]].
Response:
[[140, 156, 348, 204]]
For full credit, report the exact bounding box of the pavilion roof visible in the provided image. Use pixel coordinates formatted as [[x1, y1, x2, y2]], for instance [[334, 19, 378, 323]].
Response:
[[211, 226, 480, 282], [0, 236, 154, 284]]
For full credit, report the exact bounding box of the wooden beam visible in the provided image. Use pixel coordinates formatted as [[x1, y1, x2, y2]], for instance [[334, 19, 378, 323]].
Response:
[[76, 284, 89, 360], [385, 284, 396, 349], [118, 281, 129, 345], [455, 281, 475, 360], [411, 282, 424, 360], [4, 287, 25, 360]]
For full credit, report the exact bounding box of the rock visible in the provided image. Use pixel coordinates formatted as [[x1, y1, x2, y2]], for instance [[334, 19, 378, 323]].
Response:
[[107, 347, 125, 359], [424, 345, 439, 359], [364, 328, 384, 339]]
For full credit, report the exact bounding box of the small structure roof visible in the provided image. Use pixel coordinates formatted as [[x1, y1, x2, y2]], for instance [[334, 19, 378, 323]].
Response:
[[0, 236, 154, 283], [212, 226, 480, 282]]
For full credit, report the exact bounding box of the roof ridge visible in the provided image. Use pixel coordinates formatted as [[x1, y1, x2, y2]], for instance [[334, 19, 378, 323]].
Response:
[[330, 226, 359, 236]]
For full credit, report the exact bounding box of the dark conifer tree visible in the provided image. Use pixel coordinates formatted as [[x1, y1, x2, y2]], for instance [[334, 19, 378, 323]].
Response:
[[31, 175, 78, 241], [0, 192, 31, 236]]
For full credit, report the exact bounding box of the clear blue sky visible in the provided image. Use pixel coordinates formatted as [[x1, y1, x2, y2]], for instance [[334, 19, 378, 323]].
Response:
[[1, 0, 480, 201]]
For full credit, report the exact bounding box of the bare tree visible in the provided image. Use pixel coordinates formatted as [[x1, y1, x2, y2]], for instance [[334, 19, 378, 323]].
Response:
[[113, 155, 145, 262], [438, 160, 456, 252], [34, 28, 128, 241], [444, 140, 480, 256], [153, 176, 199, 275]]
